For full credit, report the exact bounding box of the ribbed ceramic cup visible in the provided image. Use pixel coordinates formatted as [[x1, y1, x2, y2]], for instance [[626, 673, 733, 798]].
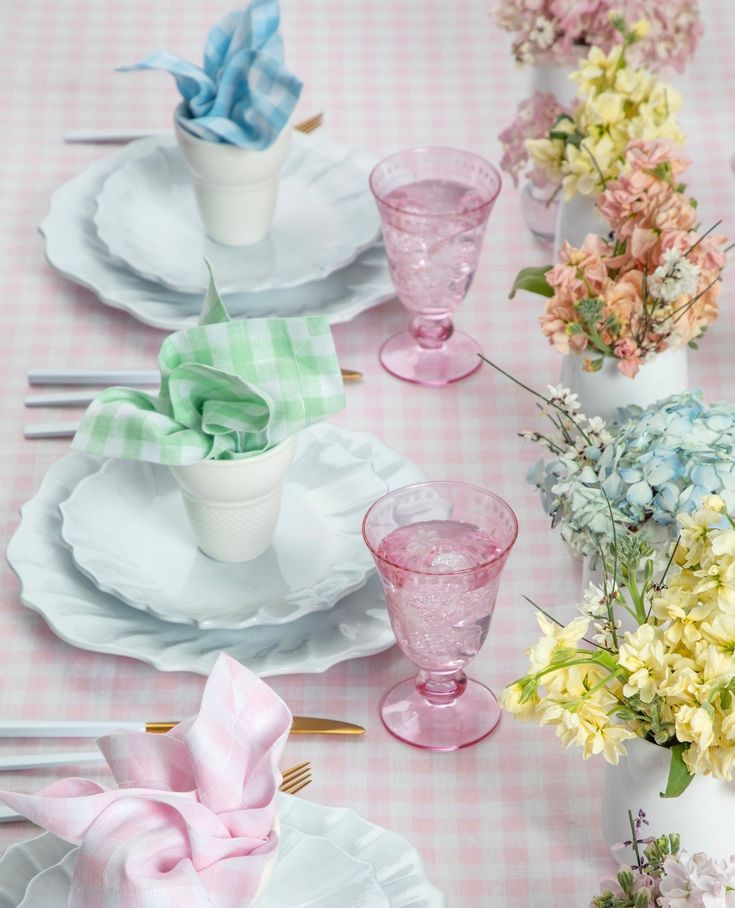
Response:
[[174, 106, 292, 246], [170, 435, 297, 563]]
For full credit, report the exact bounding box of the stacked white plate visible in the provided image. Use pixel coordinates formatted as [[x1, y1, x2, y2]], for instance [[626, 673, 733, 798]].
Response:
[[0, 794, 446, 906], [7, 424, 426, 676], [39, 131, 395, 330]]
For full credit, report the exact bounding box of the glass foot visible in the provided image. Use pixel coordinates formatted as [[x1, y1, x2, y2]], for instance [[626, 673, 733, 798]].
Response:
[[380, 676, 501, 751], [379, 330, 482, 386]]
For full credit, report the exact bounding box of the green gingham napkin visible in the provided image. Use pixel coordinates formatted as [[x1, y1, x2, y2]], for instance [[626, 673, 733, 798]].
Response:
[[72, 272, 345, 465]]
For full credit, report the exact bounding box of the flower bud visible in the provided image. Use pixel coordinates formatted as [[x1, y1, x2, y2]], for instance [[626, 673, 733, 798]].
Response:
[[634, 889, 651, 908], [631, 19, 652, 40], [702, 494, 725, 513], [617, 868, 634, 894]]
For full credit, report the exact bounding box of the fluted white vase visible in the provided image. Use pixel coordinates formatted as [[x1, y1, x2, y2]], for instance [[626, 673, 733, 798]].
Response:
[[602, 737, 735, 863], [560, 347, 688, 424], [529, 63, 576, 105], [553, 192, 606, 257]]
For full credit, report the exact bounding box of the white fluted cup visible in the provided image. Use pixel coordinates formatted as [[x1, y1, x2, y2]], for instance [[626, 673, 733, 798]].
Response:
[[174, 108, 292, 246], [170, 435, 297, 563]]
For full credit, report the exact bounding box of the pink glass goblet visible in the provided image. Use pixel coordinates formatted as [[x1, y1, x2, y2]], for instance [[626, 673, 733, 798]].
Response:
[[369, 147, 501, 386], [362, 481, 518, 751]]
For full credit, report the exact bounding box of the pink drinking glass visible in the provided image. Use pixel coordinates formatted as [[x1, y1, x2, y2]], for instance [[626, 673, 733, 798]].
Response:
[[369, 147, 501, 386], [362, 481, 518, 751]]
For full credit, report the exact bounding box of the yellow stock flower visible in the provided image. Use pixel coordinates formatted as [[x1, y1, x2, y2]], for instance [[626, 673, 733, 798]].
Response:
[[584, 91, 626, 126], [618, 624, 669, 702], [675, 704, 716, 752], [582, 720, 637, 764], [527, 613, 590, 673], [570, 45, 624, 97], [692, 559, 735, 614], [706, 747, 735, 782], [530, 41, 685, 197], [499, 682, 539, 720], [525, 137, 565, 184], [700, 614, 735, 655]]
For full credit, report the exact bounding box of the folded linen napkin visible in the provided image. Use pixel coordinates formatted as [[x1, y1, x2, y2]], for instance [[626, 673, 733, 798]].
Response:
[[71, 270, 345, 464], [0, 654, 291, 908], [120, 0, 302, 149]]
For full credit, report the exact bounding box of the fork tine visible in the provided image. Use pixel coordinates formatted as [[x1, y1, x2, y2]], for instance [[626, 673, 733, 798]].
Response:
[[281, 772, 312, 796], [280, 765, 311, 791], [294, 112, 323, 135], [280, 760, 309, 785], [296, 113, 320, 132]]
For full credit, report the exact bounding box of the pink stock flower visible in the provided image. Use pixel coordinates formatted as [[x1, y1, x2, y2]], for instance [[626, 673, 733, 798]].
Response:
[[524, 139, 728, 377], [540, 296, 585, 355], [614, 339, 643, 378], [498, 92, 570, 187], [546, 235, 611, 297], [495, 0, 702, 72], [623, 138, 691, 176]]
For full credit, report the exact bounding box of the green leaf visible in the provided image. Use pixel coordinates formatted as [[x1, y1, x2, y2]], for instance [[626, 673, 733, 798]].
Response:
[[585, 357, 604, 372], [660, 743, 694, 798], [510, 266, 554, 299]]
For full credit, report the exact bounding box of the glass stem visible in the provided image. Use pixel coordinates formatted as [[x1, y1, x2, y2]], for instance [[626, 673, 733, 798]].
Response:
[[416, 669, 467, 705], [410, 314, 454, 350]]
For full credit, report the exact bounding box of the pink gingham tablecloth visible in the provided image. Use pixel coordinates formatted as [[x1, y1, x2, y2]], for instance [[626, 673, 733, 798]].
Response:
[[0, 1, 734, 904]]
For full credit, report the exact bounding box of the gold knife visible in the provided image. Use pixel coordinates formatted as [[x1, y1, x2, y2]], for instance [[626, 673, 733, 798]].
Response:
[[147, 717, 365, 735], [0, 718, 365, 737]]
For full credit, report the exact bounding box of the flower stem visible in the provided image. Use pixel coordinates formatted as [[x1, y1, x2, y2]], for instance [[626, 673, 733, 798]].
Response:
[[628, 809, 643, 871]]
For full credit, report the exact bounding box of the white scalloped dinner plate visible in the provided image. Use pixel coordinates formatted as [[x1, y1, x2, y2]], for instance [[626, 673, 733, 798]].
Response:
[[94, 133, 380, 294], [5, 454, 400, 677], [59, 424, 424, 630], [39, 136, 395, 331], [0, 795, 445, 907]]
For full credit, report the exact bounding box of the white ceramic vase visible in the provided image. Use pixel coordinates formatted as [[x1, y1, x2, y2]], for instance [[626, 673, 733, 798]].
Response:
[[560, 347, 688, 424], [602, 737, 735, 862], [529, 63, 576, 106], [174, 106, 292, 246], [169, 435, 297, 563], [521, 182, 559, 244], [553, 192, 607, 257]]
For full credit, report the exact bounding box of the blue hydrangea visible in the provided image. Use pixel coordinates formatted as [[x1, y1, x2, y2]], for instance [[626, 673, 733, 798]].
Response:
[[528, 391, 735, 557]]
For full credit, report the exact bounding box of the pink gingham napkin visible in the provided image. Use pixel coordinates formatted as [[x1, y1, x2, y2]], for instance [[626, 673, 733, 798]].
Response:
[[0, 654, 291, 907]]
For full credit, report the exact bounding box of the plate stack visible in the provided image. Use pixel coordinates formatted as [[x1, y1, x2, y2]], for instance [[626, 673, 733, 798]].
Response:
[[7, 424, 426, 676], [0, 795, 445, 907], [40, 131, 394, 330]]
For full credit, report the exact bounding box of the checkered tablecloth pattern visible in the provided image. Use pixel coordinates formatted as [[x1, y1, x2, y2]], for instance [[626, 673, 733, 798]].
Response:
[[0, 1, 734, 904]]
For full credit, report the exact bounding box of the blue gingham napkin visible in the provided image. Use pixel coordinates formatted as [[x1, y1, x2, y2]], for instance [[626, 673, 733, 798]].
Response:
[[120, 0, 302, 149]]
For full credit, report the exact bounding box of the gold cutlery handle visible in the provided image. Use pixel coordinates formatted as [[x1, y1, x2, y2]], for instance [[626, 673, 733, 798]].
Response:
[[145, 717, 365, 735]]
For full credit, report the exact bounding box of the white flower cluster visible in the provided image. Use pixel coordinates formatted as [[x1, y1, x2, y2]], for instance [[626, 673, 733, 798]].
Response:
[[649, 248, 702, 304]]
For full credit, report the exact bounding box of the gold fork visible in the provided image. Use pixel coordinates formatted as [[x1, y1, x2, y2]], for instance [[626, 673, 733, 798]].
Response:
[[294, 112, 324, 135], [279, 760, 312, 795]]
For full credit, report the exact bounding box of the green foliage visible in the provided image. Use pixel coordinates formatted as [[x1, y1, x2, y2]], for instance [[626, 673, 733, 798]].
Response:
[[661, 743, 694, 798], [510, 266, 554, 299]]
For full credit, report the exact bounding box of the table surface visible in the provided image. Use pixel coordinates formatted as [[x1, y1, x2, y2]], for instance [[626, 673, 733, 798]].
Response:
[[1, 0, 734, 904]]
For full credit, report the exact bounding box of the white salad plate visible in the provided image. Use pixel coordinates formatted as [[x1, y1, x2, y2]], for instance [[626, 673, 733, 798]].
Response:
[[59, 424, 423, 630], [0, 795, 445, 907], [6, 454, 399, 676], [94, 133, 381, 294], [39, 136, 395, 331]]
